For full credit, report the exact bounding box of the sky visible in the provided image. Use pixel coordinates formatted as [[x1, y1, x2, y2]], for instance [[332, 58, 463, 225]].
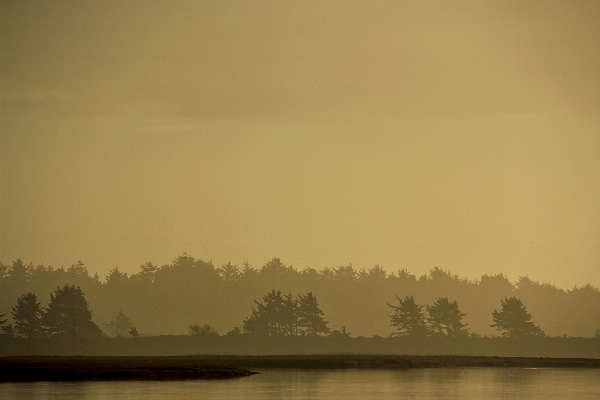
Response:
[[1, 1, 599, 288]]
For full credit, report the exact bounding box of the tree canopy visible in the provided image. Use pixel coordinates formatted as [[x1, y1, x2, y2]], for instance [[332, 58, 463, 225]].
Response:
[[426, 297, 468, 337], [297, 291, 330, 336], [104, 309, 134, 337], [42, 285, 102, 337], [243, 289, 329, 336], [12, 292, 45, 339], [388, 295, 429, 336], [189, 323, 219, 337], [0, 313, 10, 336], [490, 297, 544, 338], [1, 255, 598, 337], [243, 289, 297, 336]]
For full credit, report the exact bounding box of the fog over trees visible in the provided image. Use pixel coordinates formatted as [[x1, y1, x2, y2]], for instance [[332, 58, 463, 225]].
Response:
[[242, 289, 330, 336], [491, 297, 544, 338], [1, 255, 599, 338]]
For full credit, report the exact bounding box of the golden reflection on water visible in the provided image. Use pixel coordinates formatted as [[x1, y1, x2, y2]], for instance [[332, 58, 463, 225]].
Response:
[[1, 369, 599, 400]]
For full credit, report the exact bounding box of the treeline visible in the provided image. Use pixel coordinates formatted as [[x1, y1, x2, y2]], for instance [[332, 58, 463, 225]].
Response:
[[0, 285, 545, 342], [1, 255, 599, 337], [1, 285, 101, 339]]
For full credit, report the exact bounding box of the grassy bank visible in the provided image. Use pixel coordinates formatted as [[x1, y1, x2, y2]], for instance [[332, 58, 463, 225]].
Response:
[[2, 335, 599, 358]]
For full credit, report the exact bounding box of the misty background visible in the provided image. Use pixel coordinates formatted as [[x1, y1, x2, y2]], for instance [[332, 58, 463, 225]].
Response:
[[1, 1, 599, 290], [2, 255, 599, 338]]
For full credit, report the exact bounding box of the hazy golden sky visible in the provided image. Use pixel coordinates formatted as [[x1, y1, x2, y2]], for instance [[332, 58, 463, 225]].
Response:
[[1, 1, 599, 288]]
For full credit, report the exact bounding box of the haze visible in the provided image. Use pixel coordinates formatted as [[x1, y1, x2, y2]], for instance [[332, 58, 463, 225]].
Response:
[[1, 1, 599, 288]]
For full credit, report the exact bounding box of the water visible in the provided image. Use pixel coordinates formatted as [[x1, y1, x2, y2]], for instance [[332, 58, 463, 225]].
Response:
[[2, 368, 599, 399]]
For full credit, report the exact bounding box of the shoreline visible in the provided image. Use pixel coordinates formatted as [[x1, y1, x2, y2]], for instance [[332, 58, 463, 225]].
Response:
[[1, 355, 599, 382], [0, 357, 256, 382], [186, 354, 600, 369]]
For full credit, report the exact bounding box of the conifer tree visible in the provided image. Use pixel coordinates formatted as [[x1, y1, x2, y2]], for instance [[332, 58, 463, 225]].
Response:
[[426, 297, 468, 337], [219, 261, 241, 281], [104, 309, 134, 337], [388, 295, 428, 336], [243, 289, 297, 336], [297, 291, 330, 336], [491, 297, 544, 338], [12, 292, 45, 338], [42, 285, 102, 337]]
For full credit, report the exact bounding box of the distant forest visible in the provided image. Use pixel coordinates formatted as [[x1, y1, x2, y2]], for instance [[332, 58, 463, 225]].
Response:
[[1, 255, 599, 338]]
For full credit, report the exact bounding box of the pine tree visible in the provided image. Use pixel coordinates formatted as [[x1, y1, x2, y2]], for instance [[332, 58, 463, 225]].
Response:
[[104, 309, 134, 337], [219, 261, 241, 281], [282, 293, 298, 336], [388, 295, 428, 336], [491, 297, 544, 338], [243, 289, 297, 336], [297, 291, 329, 336], [12, 292, 45, 338], [426, 297, 468, 337], [42, 285, 102, 337]]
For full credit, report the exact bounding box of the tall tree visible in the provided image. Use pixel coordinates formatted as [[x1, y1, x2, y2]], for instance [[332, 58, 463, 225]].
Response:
[[426, 297, 468, 337], [104, 309, 134, 337], [12, 292, 45, 339], [491, 297, 544, 338], [105, 268, 129, 287], [219, 261, 241, 282], [131, 262, 158, 283], [297, 291, 330, 336], [3, 259, 30, 306], [388, 295, 428, 336], [42, 285, 102, 337], [243, 289, 297, 336]]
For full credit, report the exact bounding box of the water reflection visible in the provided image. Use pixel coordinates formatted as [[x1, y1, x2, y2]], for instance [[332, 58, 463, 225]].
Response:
[[1, 368, 599, 399]]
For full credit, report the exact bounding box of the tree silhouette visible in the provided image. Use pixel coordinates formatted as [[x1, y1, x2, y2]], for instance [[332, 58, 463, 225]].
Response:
[[388, 295, 428, 336], [130, 261, 158, 283], [330, 326, 351, 337], [243, 289, 297, 336], [105, 267, 129, 287], [0, 313, 10, 336], [358, 265, 387, 282], [282, 293, 298, 336], [3, 255, 600, 338], [219, 262, 241, 282], [104, 309, 134, 337], [297, 291, 329, 336], [491, 297, 544, 338], [189, 323, 219, 337], [426, 297, 468, 337], [42, 285, 102, 337], [12, 292, 45, 339], [225, 326, 242, 336]]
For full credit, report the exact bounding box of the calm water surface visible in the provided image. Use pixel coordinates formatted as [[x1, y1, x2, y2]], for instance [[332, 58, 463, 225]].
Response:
[[2, 368, 599, 399]]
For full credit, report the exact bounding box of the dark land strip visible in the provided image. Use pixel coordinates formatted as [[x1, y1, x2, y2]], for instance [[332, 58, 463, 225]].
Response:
[[1, 355, 599, 382], [0, 357, 256, 382], [189, 354, 600, 369]]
